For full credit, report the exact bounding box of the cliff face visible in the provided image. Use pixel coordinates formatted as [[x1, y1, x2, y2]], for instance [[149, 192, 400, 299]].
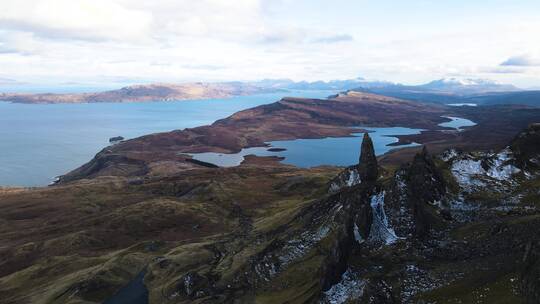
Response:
[[511, 123, 540, 171]]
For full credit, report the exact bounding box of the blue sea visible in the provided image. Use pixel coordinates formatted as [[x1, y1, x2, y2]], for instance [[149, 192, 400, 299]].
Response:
[[0, 90, 476, 187], [0, 91, 333, 187]]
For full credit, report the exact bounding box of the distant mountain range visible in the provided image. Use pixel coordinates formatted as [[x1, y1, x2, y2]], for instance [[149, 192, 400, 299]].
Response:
[[1, 77, 539, 107], [252, 77, 540, 107], [253, 77, 520, 94], [416, 77, 519, 94], [346, 78, 540, 107], [250, 77, 394, 91]]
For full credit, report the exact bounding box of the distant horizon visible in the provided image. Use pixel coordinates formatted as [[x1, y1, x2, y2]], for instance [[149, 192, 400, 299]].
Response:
[[1, 76, 539, 95]]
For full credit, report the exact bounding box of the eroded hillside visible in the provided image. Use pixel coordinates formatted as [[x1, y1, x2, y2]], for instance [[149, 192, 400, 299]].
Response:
[[1, 124, 540, 303]]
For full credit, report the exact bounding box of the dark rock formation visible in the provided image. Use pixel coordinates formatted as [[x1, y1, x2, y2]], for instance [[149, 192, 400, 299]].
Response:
[[359, 133, 379, 182], [109, 136, 125, 143], [511, 123, 540, 171], [329, 133, 379, 193], [521, 241, 540, 304], [267, 148, 287, 152], [406, 146, 447, 238]]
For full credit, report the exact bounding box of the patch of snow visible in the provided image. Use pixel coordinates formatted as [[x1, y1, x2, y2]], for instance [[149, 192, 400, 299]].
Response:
[[452, 149, 520, 189], [451, 149, 521, 191], [346, 169, 360, 186], [330, 167, 361, 193], [278, 225, 331, 266], [321, 269, 365, 304], [449, 196, 478, 211], [486, 149, 521, 180], [353, 223, 364, 244], [256, 219, 336, 282], [430, 200, 443, 208], [329, 183, 340, 193], [441, 149, 458, 162], [401, 264, 451, 301], [451, 158, 485, 189], [368, 191, 399, 245], [488, 164, 520, 180]]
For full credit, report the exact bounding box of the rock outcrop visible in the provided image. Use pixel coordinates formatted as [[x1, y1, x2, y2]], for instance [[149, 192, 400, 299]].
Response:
[[329, 133, 379, 193], [405, 146, 448, 237], [358, 133, 379, 182], [521, 241, 540, 304], [109, 136, 125, 143], [511, 123, 540, 171]]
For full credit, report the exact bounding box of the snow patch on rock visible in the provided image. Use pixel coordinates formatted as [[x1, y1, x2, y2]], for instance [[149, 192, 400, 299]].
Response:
[[450, 149, 520, 191], [353, 223, 364, 244], [321, 269, 365, 304], [329, 167, 361, 193], [401, 264, 457, 301], [451, 158, 485, 188], [368, 191, 399, 245], [441, 149, 459, 162], [278, 225, 331, 266], [486, 149, 521, 180], [347, 169, 360, 186]]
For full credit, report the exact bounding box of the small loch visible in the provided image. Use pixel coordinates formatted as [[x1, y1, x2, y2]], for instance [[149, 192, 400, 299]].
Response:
[[438, 116, 477, 131], [188, 127, 424, 168]]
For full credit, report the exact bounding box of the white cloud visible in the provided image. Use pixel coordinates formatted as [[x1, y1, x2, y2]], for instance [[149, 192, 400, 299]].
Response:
[[0, 1, 539, 88], [500, 55, 540, 67], [0, 0, 153, 42]]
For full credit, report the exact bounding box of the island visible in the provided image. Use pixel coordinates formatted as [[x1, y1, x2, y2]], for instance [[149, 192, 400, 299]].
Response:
[[0, 82, 281, 104]]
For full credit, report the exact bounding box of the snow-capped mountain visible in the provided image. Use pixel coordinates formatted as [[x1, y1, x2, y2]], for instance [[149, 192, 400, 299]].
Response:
[[349, 77, 532, 105], [418, 77, 519, 94]]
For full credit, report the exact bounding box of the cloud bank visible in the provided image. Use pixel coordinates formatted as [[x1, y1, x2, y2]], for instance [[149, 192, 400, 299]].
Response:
[[501, 55, 540, 67], [0, 0, 539, 88]]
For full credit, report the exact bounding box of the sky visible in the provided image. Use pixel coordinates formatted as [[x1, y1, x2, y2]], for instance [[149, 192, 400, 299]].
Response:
[[0, 0, 539, 89]]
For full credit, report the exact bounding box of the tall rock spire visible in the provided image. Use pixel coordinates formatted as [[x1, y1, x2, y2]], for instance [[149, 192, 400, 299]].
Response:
[[406, 146, 447, 238], [358, 133, 378, 182]]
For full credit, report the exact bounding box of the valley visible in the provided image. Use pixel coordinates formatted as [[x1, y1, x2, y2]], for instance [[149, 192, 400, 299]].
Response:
[[1, 89, 540, 304], [1, 120, 539, 303]]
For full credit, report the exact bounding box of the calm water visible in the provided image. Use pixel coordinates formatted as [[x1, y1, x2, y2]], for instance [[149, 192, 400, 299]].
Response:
[[0, 91, 333, 186], [189, 127, 425, 168], [438, 116, 477, 131], [190, 116, 478, 168]]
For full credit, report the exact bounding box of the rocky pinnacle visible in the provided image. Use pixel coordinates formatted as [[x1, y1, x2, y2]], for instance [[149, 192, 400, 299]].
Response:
[[359, 133, 378, 182]]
